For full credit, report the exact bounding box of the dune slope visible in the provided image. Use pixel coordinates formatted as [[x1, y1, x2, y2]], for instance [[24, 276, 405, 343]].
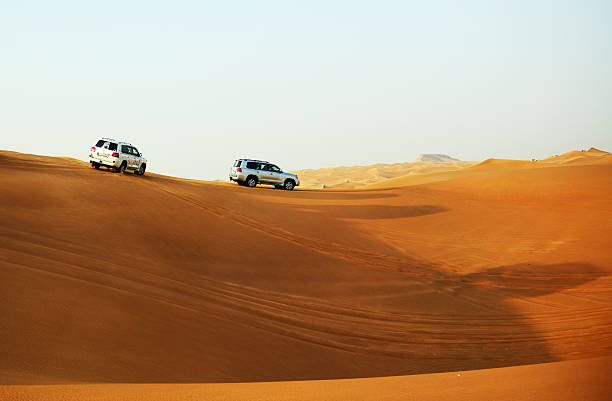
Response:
[[2, 356, 611, 401], [1, 149, 611, 391]]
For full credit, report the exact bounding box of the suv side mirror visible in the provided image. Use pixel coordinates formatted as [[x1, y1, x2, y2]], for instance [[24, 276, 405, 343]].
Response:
[[139, 153, 142, 156]]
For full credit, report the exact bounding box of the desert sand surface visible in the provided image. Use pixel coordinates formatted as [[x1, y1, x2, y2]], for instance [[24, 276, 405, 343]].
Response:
[[2, 357, 610, 401], [1, 148, 611, 399]]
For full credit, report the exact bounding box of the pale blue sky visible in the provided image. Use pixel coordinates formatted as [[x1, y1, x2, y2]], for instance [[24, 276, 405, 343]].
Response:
[[1, 1, 610, 180]]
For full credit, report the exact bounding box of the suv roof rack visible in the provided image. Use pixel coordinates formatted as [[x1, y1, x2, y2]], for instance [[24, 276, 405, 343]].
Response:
[[241, 158, 269, 163]]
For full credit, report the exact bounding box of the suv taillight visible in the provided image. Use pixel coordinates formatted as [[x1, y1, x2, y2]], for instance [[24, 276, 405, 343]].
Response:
[[236, 168, 242, 172], [91, 147, 96, 151], [111, 152, 119, 157]]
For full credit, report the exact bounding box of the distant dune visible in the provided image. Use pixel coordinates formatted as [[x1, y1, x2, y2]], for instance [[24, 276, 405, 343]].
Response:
[[295, 158, 474, 189], [368, 147, 612, 189], [415, 153, 461, 163], [297, 148, 612, 190], [1, 148, 611, 400]]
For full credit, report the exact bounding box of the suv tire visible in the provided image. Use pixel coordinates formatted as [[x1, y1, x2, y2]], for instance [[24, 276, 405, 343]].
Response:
[[246, 176, 258, 188], [135, 163, 146, 176], [284, 179, 295, 191], [92, 162, 100, 169], [116, 162, 127, 174]]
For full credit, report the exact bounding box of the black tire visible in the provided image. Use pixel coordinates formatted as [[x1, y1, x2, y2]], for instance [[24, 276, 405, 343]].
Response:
[[136, 163, 146, 176], [284, 179, 295, 191], [246, 176, 258, 188], [116, 162, 126, 174], [92, 162, 100, 169]]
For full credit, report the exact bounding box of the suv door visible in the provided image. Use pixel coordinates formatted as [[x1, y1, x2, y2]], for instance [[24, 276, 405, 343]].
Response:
[[98, 141, 118, 161], [120, 145, 133, 168], [130, 146, 141, 169], [268, 164, 283, 184], [258, 163, 273, 183]]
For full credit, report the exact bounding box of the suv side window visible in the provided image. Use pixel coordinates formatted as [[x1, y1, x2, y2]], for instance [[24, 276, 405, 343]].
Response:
[[269, 165, 281, 173], [121, 145, 130, 154], [246, 161, 259, 169], [260, 164, 270, 171], [131, 147, 140, 156]]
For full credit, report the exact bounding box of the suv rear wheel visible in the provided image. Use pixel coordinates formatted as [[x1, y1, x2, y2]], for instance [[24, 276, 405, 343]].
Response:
[[116, 162, 126, 174], [246, 176, 258, 188]]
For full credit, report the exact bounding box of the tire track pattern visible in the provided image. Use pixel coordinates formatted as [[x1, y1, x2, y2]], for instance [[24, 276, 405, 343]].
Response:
[[2, 224, 611, 364]]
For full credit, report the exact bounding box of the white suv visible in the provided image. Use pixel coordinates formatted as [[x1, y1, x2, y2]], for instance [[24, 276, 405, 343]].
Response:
[[229, 159, 299, 190], [89, 138, 147, 175]]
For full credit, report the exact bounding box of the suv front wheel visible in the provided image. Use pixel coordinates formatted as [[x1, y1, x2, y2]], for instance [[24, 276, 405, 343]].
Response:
[[135, 163, 146, 176], [284, 179, 295, 191]]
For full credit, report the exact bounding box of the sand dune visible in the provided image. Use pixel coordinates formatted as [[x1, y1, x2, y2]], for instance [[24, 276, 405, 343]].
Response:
[[294, 159, 475, 188], [542, 147, 612, 165], [1, 148, 611, 399], [368, 147, 612, 188]]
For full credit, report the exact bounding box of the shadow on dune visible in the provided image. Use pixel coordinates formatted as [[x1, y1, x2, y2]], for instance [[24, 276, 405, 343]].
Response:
[[407, 262, 609, 370], [462, 262, 606, 298], [295, 204, 447, 219]]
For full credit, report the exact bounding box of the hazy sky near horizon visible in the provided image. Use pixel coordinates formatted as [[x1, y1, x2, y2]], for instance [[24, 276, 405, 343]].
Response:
[[1, 0, 611, 180]]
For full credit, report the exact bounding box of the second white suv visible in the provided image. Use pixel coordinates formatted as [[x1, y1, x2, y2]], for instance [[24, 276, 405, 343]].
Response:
[[229, 159, 299, 190], [89, 138, 147, 175]]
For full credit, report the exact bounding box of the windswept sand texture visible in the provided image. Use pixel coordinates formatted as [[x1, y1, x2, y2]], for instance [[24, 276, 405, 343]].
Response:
[[1, 148, 611, 399]]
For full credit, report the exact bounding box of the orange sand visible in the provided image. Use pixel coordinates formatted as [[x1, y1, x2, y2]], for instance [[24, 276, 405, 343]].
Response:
[[1, 148, 611, 399], [2, 357, 610, 401]]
